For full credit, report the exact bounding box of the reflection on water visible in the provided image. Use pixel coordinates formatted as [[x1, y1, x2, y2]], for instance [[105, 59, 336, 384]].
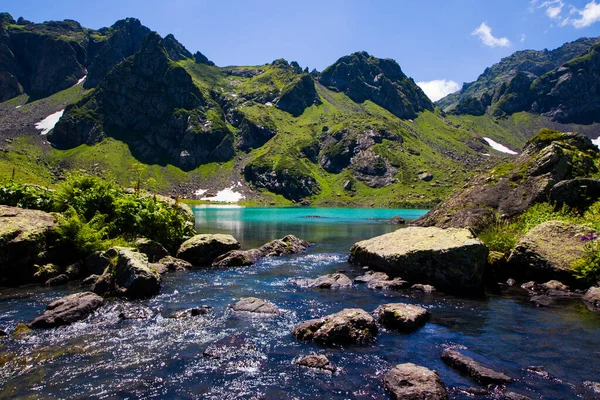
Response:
[[0, 207, 599, 399]]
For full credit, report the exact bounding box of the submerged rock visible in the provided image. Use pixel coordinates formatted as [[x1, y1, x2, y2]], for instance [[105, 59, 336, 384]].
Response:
[[231, 297, 280, 315], [354, 271, 390, 283], [349, 227, 488, 295], [293, 308, 377, 345], [383, 363, 448, 400], [212, 235, 309, 267], [411, 284, 437, 293], [508, 221, 597, 286], [177, 234, 240, 266], [583, 381, 600, 395], [28, 292, 104, 329], [374, 303, 429, 332], [296, 273, 352, 289], [441, 349, 511, 385], [367, 277, 409, 290], [45, 274, 69, 286], [296, 354, 337, 372], [171, 306, 211, 319], [203, 334, 258, 360]]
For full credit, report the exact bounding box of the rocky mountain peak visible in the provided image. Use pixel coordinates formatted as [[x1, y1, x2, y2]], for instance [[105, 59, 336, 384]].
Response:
[[163, 33, 192, 61], [319, 51, 433, 119]]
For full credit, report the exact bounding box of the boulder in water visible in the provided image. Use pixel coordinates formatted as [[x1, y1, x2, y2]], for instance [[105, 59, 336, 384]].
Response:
[[212, 235, 309, 267], [374, 303, 429, 332], [349, 227, 487, 295], [296, 273, 352, 289], [28, 292, 104, 329], [441, 349, 512, 385], [231, 297, 280, 315], [383, 363, 448, 400], [293, 308, 377, 345], [177, 234, 240, 266], [296, 354, 337, 372]]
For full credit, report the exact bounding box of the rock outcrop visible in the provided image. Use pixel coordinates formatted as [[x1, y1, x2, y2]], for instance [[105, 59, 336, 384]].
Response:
[[276, 73, 321, 116], [91, 248, 162, 298], [293, 308, 378, 345], [49, 32, 234, 170], [212, 235, 309, 267], [507, 221, 596, 286], [177, 234, 240, 266], [231, 297, 279, 315], [383, 363, 448, 400], [0, 205, 58, 284], [441, 349, 512, 385], [415, 131, 599, 233], [374, 303, 429, 332], [28, 292, 104, 328], [243, 160, 320, 202], [319, 51, 433, 119], [349, 227, 488, 295]]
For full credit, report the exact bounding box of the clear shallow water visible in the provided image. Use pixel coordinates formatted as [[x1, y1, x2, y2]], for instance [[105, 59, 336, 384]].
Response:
[[0, 207, 599, 399]]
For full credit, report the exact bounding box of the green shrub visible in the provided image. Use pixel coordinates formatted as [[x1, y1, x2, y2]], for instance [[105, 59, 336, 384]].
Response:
[[0, 182, 55, 212], [54, 206, 109, 258], [54, 172, 120, 220], [479, 218, 519, 254], [572, 233, 600, 285]]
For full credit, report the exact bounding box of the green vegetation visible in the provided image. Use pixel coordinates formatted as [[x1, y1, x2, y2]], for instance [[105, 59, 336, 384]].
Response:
[[0, 172, 195, 254]]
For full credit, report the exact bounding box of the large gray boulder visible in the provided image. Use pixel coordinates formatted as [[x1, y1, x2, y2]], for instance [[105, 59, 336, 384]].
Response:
[[383, 363, 448, 400], [293, 308, 377, 345], [0, 205, 57, 284], [441, 349, 511, 385], [508, 221, 596, 286], [349, 227, 488, 295], [374, 303, 429, 332], [92, 248, 161, 299], [177, 234, 240, 266], [212, 235, 309, 267], [28, 292, 104, 329]]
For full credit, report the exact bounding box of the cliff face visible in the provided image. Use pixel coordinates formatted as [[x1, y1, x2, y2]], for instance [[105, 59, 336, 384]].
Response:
[[319, 52, 433, 119], [49, 33, 234, 170]]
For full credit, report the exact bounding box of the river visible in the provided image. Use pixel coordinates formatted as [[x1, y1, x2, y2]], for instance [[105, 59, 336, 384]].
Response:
[[0, 207, 599, 399]]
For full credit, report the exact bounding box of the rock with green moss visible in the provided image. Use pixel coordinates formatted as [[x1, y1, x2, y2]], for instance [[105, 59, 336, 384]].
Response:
[[135, 238, 169, 262], [293, 308, 378, 345], [508, 220, 596, 286], [28, 292, 104, 329], [0, 205, 57, 284], [92, 248, 161, 298], [415, 131, 599, 233], [374, 303, 429, 332], [349, 227, 488, 295], [212, 235, 309, 267], [177, 234, 240, 266]]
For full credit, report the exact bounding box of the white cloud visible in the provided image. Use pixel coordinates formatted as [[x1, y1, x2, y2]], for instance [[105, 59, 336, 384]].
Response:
[[535, 0, 600, 28], [521, 33, 526, 42], [472, 23, 511, 48], [417, 80, 460, 102], [571, 1, 600, 27]]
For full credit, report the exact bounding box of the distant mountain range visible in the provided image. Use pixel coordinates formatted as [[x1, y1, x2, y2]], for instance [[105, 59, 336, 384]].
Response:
[[1, 12, 599, 205]]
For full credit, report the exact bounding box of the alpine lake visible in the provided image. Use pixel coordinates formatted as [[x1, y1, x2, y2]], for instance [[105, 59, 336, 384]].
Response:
[[1, 206, 599, 399]]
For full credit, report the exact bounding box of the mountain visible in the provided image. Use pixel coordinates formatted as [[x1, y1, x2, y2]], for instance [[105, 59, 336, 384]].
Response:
[[438, 37, 600, 124], [2, 13, 600, 207]]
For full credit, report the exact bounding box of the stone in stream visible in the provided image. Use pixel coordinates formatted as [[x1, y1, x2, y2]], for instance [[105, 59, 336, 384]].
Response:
[[411, 283, 437, 293], [374, 303, 429, 332], [231, 297, 279, 315], [583, 381, 600, 395], [171, 306, 212, 319], [354, 270, 390, 283], [293, 308, 377, 345], [583, 287, 600, 310], [45, 274, 69, 286], [296, 273, 353, 289], [212, 235, 310, 267], [296, 354, 337, 372], [383, 363, 448, 400], [28, 292, 104, 329], [504, 392, 533, 400], [441, 349, 511, 385], [176, 234, 240, 266], [91, 248, 162, 299], [367, 277, 409, 290], [157, 256, 192, 271], [349, 226, 488, 295]]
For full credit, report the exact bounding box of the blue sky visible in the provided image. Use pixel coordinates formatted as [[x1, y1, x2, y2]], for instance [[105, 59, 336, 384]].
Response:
[[5, 0, 600, 101]]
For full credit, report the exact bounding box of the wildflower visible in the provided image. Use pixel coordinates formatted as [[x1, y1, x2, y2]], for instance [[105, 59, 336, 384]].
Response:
[[581, 233, 598, 242]]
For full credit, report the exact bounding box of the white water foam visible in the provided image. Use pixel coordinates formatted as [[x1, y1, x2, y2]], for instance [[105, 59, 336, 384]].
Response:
[[482, 137, 518, 155], [35, 109, 64, 135]]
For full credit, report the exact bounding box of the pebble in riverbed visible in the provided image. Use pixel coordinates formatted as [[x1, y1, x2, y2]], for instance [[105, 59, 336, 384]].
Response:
[[296, 355, 337, 373]]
